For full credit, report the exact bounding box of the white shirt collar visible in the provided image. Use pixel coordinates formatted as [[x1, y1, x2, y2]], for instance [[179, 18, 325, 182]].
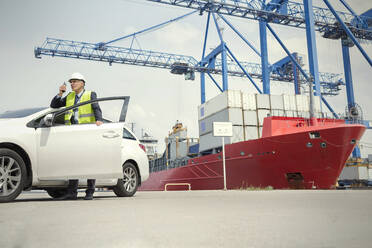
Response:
[[76, 89, 85, 98]]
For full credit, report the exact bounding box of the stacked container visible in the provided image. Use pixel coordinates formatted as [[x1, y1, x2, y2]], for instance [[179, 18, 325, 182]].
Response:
[[283, 94, 297, 117], [242, 93, 259, 140], [270, 95, 285, 118], [296, 94, 310, 118], [256, 94, 272, 138], [198, 90, 244, 151], [198, 91, 328, 152]]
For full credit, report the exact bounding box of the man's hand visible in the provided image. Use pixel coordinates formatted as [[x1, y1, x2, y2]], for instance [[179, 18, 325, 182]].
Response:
[[59, 83, 67, 96], [96, 121, 103, 126]]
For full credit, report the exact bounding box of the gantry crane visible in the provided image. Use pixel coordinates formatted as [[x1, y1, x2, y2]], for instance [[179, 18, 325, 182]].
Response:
[[35, 37, 344, 96]]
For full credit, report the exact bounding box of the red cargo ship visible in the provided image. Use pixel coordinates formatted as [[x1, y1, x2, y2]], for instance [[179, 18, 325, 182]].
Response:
[[139, 116, 365, 190]]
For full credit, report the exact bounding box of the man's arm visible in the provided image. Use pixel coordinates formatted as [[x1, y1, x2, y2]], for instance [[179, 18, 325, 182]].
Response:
[[50, 95, 67, 108], [91, 92, 103, 122]]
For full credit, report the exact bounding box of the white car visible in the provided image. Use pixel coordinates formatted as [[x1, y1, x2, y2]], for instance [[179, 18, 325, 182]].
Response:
[[0, 96, 149, 202]]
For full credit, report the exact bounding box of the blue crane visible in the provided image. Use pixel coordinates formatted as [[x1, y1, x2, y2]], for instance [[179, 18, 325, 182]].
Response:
[[34, 37, 344, 96], [143, 0, 372, 158]]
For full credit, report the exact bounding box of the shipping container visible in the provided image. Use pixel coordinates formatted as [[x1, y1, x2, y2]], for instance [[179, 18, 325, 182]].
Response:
[[271, 109, 285, 117], [256, 94, 270, 109], [244, 126, 259, 140], [243, 110, 258, 126], [257, 109, 271, 126], [199, 126, 245, 151], [296, 95, 309, 112], [285, 110, 297, 117], [198, 90, 242, 120], [198, 107, 243, 135], [283, 94, 297, 111], [297, 111, 310, 118], [270, 95, 284, 110], [339, 166, 369, 180], [242, 93, 257, 110]]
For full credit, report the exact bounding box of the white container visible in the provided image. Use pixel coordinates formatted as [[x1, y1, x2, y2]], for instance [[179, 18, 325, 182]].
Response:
[[270, 95, 284, 110], [339, 166, 369, 180], [258, 109, 271, 126], [271, 109, 285, 117], [243, 110, 258, 126], [241, 93, 257, 110], [368, 167, 372, 180], [283, 94, 297, 111], [199, 126, 244, 151], [256, 94, 270, 109], [296, 95, 310, 112], [198, 90, 242, 120], [297, 111, 310, 118], [244, 126, 259, 140], [199, 107, 243, 135], [285, 110, 297, 117]]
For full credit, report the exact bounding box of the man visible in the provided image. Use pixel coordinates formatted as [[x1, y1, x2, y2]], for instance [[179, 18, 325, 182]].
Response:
[[50, 72, 103, 200]]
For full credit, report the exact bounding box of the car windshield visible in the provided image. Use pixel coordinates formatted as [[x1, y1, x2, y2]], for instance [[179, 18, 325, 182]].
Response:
[[0, 107, 47, 118]]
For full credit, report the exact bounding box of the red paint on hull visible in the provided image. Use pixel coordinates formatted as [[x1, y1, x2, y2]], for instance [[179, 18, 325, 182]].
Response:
[[139, 117, 365, 191]]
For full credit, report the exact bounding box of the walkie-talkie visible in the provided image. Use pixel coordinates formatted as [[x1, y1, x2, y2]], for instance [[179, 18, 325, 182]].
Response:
[[61, 82, 66, 93]]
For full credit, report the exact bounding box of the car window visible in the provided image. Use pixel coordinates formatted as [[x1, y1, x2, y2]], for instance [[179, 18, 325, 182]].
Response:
[[30, 96, 129, 128], [123, 128, 136, 140], [0, 107, 47, 118]]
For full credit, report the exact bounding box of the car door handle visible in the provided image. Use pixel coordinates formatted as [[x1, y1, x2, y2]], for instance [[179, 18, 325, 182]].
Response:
[[103, 131, 120, 138]]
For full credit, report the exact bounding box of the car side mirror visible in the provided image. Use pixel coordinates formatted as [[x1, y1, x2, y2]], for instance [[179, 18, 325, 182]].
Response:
[[43, 114, 54, 127]]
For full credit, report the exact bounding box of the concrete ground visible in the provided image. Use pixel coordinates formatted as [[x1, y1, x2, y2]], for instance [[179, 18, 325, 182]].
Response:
[[0, 190, 371, 248]]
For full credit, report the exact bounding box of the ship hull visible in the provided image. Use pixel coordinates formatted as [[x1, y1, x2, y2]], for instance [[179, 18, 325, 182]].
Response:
[[139, 123, 365, 191]]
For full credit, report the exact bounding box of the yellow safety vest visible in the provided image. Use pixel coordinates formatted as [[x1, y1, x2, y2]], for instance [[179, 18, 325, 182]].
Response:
[[64, 91, 96, 125]]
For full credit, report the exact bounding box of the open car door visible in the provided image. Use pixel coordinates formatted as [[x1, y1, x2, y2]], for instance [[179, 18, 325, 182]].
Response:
[[35, 96, 129, 180]]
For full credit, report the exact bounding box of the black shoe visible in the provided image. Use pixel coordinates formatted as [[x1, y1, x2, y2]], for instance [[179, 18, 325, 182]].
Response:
[[84, 179, 95, 200], [84, 193, 94, 200], [56, 179, 79, 200], [56, 191, 78, 200]]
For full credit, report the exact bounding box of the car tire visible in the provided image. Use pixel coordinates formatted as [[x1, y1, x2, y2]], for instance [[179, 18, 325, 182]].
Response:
[[46, 188, 68, 199], [0, 148, 27, 203], [113, 162, 139, 197]]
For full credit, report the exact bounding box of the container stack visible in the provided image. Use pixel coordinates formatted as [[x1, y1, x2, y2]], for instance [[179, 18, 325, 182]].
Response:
[[198, 90, 244, 151], [256, 94, 271, 138], [283, 94, 297, 117], [270, 94, 285, 118], [198, 91, 329, 152], [242, 93, 259, 140], [296, 94, 310, 118]]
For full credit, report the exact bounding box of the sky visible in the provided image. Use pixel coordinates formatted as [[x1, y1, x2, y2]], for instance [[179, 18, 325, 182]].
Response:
[[0, 0, 371, 156]]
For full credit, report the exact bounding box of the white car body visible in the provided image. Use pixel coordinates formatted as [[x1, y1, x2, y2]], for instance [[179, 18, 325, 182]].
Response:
[[0, 103, 149, 196]]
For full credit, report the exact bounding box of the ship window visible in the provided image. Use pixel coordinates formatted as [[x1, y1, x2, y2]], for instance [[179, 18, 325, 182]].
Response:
[[350, 139, 356, 144], [306, 142, 313, 148], [240, 152, 245, 156], [320, 142, 327, 148], [309, 132, 321, 139]]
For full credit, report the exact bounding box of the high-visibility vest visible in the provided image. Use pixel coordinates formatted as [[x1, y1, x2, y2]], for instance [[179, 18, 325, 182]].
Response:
[[64, 91, 96, 125]]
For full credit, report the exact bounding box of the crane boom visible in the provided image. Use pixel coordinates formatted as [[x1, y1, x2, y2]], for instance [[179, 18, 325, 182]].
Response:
[[35, 38, 344, 95], [146, 0, 372, 41]]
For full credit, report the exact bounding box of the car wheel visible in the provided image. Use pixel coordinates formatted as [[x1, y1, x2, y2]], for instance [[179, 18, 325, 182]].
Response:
[[46, 188, 68, 199], [113, 162, 139, 197], [0, 148, 27, 203]]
